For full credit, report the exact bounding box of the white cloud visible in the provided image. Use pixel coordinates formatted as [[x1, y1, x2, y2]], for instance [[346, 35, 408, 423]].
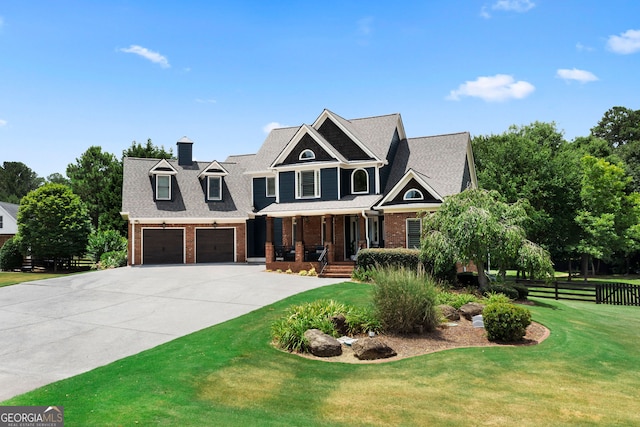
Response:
[[607, 29, 640, 54], [492, 0, 535, 12], [576, 42, 594, 52], [556, 68, 598, 83], [119, 45, 170, 68], [480, 6, 491, 19], [0, 119, 7, 127], [263, 122, 284, 133], [447, 74, 535, 102]]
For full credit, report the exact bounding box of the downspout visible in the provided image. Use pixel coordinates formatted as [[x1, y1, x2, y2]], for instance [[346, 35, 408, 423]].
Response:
[[362, 209, 370, 249]]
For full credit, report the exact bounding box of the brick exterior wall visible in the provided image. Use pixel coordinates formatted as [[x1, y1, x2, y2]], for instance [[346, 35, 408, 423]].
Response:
[[383, 212, 421, 249], [128, 222, 246, 265]]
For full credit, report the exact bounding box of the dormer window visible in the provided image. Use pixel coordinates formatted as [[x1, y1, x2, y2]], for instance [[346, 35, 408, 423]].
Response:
[[199, 160, 229, 202], [156, 175, 172, 200], [352, 169, 369, 194], [299, 149, 316, 160], [207, 176, 222, 201], [403, 189, 424, 200]]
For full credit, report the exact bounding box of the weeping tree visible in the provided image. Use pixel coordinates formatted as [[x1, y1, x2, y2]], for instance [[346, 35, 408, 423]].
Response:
[[421, 189, 554, 289]]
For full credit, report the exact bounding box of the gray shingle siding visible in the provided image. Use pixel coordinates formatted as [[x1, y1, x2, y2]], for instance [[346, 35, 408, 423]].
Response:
[[318, 118, 372, 161]]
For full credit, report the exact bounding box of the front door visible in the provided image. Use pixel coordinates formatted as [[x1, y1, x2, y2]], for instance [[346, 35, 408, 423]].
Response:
[[344, 215, 359, 260]]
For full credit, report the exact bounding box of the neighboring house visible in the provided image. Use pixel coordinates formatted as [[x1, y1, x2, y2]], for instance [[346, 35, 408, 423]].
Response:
[[0, 201, 19, 249], [121, 110, 477, 272]]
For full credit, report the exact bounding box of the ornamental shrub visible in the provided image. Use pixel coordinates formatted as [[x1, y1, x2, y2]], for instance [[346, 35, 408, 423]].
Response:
[[0, 237, 24, 271], [86, 229, 127, 263], [97, 250, 127, 269], [483, 302, 532, 342], [484, 283, 519, 300], [370, 267, 439, 334], [271, 300, 381, 353], [511, 283, 529, 300]]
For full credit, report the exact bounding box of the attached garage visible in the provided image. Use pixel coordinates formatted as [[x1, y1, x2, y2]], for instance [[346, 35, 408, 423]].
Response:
[[196, 228, 235, 263], [142, 228, 184, 264]]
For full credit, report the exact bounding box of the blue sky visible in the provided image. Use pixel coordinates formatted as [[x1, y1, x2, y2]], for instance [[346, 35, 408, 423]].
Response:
[[1, 0, 639, 178]]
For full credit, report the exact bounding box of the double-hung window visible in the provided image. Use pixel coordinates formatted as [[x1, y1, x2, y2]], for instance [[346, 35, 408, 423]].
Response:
[[156, 175, 171, 200], [296, 170, 320, 199], [208, 176, 222, 201], [266, 177, 276, 197]]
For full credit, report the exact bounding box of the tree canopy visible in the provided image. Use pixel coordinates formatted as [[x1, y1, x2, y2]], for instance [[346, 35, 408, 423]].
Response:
[[421, 188, 553, 289], [66, 146, 124, 233], [18, 183, 92, 271], [0, 161, 44, 204], [123, 139, 174, 159]]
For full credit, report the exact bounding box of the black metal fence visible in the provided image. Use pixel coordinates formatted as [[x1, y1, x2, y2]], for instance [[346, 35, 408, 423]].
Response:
[[516, 279, 640, 306]]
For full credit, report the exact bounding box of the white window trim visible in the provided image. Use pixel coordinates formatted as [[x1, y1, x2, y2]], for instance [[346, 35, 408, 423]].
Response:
[[207, 176, 222, 201], [295, 169, 321, 199], [406, 218, 422, 249], [351, 168, 369, 194], [403, 188, 424, 201], [156, 174, 172, 200], [299, 149, 316, 160], [266, 177, 276, 198]]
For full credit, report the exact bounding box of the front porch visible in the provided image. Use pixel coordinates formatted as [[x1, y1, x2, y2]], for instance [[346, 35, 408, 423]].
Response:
[[264, 212, 382, 276]]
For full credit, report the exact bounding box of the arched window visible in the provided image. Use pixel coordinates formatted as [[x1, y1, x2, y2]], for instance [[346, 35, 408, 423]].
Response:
[[351, 169, 369, 194], [299, 149, 315, 160], [403, 188, 424, 200]]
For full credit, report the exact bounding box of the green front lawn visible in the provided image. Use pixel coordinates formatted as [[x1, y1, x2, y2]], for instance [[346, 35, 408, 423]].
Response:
[[4, 282, 640, 426], [0, 272, 71, 288]]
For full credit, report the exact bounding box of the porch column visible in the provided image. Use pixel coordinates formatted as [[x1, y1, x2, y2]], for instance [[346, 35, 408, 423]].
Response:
[[265, 216, 274, 263], [295, 215, 304, 263], [325, 214, 335, 263], [358, 214, 367, 250]]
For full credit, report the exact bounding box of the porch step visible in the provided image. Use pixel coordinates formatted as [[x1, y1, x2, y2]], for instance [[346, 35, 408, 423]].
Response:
[[319, 262, 355, 279]]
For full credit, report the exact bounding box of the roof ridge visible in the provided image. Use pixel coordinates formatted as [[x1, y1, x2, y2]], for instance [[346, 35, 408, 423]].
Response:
[[348, 112, 400, 122], [408, 131, 469, 140]]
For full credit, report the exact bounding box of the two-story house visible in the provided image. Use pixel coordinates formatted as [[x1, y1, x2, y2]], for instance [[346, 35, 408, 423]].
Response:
[[121, 109, 477, 275]]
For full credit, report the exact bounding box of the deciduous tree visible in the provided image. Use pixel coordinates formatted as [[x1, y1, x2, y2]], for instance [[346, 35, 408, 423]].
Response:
[[18, 184, 91, 271], [421, 189, 553, 289], [66, 146, 124, 232]]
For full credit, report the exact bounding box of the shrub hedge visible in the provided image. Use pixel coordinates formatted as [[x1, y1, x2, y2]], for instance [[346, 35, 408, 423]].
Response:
[[0, 237, 23, 271]]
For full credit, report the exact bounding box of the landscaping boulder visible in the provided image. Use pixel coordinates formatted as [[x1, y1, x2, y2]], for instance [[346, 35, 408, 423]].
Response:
[[459, 302, 485, 320], [304, 329, 342, 357], [352, 337, 397, 360], [331, 314, 348, 336], [438, 304, 460, 321]]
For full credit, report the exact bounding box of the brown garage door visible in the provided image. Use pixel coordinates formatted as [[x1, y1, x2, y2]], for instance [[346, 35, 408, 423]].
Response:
[[143, 229, 184, 264], [196, 228, 234, 263]]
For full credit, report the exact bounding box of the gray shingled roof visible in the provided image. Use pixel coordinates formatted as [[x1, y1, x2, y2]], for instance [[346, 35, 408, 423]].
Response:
[[245, 112, 401, 174], [384, 132, 471, 198], [0, 202, 19, 220], [258, 195, 382, 216], [122, 155, 254, 220], [245, 126, 299, 174]]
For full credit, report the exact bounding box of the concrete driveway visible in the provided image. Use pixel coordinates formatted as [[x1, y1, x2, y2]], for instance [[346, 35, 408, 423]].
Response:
[[0, 264, 345, 401]]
